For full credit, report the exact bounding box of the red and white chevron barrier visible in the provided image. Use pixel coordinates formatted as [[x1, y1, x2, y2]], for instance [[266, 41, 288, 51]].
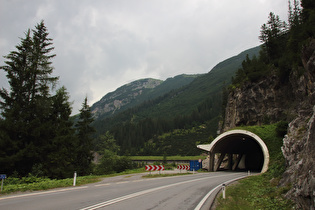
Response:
[[177, 165, 190, 170], [145, 165, 165, 171]]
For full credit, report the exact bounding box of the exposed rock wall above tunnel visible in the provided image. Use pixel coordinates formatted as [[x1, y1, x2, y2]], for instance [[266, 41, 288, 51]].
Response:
[[223, 74, 291, 131], [223, 41, 315, 132]]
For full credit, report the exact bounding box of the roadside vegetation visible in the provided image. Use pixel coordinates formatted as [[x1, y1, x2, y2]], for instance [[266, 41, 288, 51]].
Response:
[[129, 155, 206, 161], [0, 155, 205, 195], [143, 172, 193, 178], [0, 168, 145, 195]]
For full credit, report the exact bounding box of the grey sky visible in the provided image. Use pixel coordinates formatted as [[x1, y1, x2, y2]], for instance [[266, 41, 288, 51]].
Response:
[[0, 0, 288, 114]]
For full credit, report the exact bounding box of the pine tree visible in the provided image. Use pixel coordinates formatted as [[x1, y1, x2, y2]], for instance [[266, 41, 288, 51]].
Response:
[[75, 97, 95, 175], [259, 12, 287, 61], [43, 87, 76, 178], [0, 30, 33, 174], [0, 21, 59, 176]]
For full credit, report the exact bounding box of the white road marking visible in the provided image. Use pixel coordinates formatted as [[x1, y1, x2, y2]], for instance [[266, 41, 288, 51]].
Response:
[[132, 179, 145, 182], [194, 175, 248, 210], [94, 183, 111, 187], [115, 181, 129, 184], [80, 173, 243, 210], [0, 186, 88, 201]]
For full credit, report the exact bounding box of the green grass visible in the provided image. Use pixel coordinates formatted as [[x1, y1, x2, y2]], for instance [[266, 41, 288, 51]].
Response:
[[0, 168, 146, 195], [0, 175, 101, 194], [129, 155, 206, 161], [142, 172, 192, 178], [215, 123, 293, 209], [216, 175, 292, 210]]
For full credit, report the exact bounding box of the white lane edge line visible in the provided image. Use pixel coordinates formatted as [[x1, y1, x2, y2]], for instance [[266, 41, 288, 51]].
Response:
[[194, 175, 248, 210], [80, 173, 242, 210], [0, 186, 88, 201]]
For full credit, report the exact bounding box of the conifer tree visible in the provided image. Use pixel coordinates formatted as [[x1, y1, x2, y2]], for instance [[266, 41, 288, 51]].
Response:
[[75, 97, 95, 175], [0, 21, 59, 176], [259, 12, 287, 61], [44, 87, 76, 178]]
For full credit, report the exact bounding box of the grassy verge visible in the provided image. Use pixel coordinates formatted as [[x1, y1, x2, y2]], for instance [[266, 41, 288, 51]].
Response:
[[0, 175, 101, 194], [129, 156, 206, 161], [142, 173, 192, 178], [215, 123, 293, 209], [216, 174, 292, 209], [0, 168, 146, 195]]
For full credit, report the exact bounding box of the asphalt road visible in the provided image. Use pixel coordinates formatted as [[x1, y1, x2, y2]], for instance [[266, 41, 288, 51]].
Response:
[[0, 171, 248, 210]]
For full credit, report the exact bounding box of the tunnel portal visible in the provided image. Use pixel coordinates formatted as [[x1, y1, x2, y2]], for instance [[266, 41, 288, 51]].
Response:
[[197, 130, 269, 173]]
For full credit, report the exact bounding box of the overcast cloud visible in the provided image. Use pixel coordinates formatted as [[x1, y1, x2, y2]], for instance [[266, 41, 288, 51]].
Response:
[[0, 0, 288, 114]]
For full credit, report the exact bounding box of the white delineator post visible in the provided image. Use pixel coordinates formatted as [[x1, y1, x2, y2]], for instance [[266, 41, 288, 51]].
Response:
[[222, 184, 226, 199], [73, 171, 77, 186]]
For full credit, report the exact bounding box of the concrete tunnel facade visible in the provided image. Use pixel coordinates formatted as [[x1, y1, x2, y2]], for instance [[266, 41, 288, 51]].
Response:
[[197, 129, 269, 173]]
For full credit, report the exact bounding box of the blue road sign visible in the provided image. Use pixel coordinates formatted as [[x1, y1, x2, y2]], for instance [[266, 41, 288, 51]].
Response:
[[0, 174, 6, 179]]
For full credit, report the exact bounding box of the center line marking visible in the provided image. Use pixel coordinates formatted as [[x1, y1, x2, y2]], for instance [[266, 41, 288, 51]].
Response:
[[95, 183, 111, 187], [116, 181, 129, 184]]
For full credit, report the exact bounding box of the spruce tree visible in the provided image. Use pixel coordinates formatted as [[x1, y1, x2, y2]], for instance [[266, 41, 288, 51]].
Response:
[[44, 87, 76, 178], [0, 21, 58, 176], [259, 12, 287, 61], [0, 30, 34, 174], [75, 97, 95, 175]]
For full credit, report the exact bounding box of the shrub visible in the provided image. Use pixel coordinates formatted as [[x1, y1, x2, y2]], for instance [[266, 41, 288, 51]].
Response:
[[276, 121, 288, 137]]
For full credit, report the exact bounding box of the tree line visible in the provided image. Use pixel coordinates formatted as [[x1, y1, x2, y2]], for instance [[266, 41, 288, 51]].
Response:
[[231, 0, 315, 88], [0, 21, 95, 179], [92, 92, 222, 156]]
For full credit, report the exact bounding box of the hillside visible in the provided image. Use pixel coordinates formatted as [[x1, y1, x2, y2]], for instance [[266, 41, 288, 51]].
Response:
[[91, 78, 163, 119], [130, 45, 261, 119], [91, 75, 200, 120], [92, 45, 261, 154]]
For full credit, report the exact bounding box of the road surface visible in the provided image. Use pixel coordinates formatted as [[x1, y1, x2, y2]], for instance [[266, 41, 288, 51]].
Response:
[[0, 171, 248, 210]]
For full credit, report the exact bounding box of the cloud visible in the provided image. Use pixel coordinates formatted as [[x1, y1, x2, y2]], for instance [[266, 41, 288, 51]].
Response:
[[0, 0, 289, 114]]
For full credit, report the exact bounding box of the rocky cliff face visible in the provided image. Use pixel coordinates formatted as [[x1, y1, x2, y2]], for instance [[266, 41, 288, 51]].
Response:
[[280, 40, 315, 209], [223, 73, 292, 131], [281, 106, 315, 208], [91, 78, 162, 118], [223, 39, 315, 209]]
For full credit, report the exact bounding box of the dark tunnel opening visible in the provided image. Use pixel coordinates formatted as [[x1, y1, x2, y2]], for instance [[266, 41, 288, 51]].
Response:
[[212, 134, 265, 172], [198, 130, 269, 173]]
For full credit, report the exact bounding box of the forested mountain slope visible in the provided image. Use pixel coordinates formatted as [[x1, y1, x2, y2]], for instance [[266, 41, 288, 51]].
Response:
[[91, 75, 200, 120], [92, 45, 261, 154]]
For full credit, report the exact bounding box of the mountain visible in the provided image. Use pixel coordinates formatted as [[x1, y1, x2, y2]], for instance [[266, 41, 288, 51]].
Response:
[[91, 78, 163, 119], [91, 75, 200, 120], [110, 45, 261, 120], [91, 45, 261, 153]]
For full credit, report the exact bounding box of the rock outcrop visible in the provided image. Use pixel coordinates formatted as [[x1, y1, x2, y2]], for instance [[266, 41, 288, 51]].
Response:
[[91, 78, 163, 118], [222, 39, 315, 209], [223, 73, 292, 131], [280, 39, 315, 209], [281, 106, 315, 208]]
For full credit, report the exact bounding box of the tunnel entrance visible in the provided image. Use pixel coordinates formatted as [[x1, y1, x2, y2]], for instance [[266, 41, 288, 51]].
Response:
[[197, 130, 269, 173]]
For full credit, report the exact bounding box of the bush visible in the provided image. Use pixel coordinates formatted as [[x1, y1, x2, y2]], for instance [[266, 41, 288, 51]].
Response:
[[94, 150, 134, 175], [276, 121, 288, 137]]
